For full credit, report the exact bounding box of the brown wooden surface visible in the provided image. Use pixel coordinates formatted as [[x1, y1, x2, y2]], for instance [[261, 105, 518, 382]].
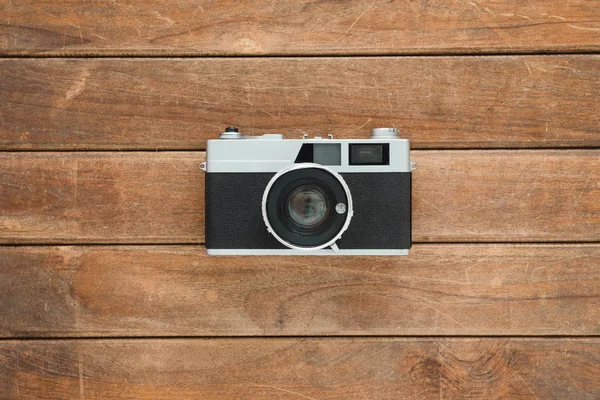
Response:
[[1, 0, 600, 56], [0, 152, 204, 244], [1, 1, 598, 396], [1, 338, 598, 399], [1, 244, 598, 337], [1, 56, 599, 150], [1, 150, 598, 244]]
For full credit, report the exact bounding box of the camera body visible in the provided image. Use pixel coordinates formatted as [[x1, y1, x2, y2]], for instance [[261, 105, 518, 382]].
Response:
[[204, 127, 414, 255]]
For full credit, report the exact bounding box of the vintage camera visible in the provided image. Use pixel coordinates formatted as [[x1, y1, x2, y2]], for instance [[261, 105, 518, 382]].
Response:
[[203, 127, 415, 255]]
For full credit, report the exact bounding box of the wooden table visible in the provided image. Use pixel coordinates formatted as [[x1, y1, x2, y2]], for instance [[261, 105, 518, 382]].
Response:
[[1, 1, 599, 398]]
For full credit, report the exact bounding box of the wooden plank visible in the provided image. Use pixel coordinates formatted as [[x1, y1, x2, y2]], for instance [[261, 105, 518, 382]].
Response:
[[416, 150, 600, 243], [0, 244, 598, 337], [1, 151, 598, 244], [1, 0, 599, 55], [0, 56, 598, 150], [0, 338, 598, 399], [0, 152, 204, 244]]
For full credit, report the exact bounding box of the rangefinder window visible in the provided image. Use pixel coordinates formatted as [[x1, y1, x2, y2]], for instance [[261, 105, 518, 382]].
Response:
[[349, 144, 390, 165], [294, 143, 341, 165]]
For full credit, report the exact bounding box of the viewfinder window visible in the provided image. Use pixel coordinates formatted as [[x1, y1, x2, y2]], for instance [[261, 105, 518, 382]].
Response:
[[349, 144, 389, 165]]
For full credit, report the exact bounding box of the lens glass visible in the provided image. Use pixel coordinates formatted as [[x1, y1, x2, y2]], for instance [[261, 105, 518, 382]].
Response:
[[286, 185, 329, 228]]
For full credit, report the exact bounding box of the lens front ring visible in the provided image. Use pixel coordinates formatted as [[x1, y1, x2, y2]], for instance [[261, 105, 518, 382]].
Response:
[[261, 163, 353, 251]]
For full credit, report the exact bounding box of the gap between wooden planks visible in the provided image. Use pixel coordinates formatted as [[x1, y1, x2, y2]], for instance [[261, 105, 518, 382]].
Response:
[[0, 150, 598, 244], [0, 338, 598, 399], [1, 0, 599, 55], [0, 56, 598, 150], [0, 244, 598, 337]]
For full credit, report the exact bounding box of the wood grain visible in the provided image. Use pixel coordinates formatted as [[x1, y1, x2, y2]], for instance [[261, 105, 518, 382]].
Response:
[[1, 338, 598, 399], [1, 0, 599, 55], [0, 152, 204, 244], [1, 244, 598, 337], [1, 150, 598, 244], [1, 57, 598, 150]]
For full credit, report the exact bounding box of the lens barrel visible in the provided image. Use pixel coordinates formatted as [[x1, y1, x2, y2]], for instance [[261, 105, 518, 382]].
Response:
[[262, 164, 353, 250]]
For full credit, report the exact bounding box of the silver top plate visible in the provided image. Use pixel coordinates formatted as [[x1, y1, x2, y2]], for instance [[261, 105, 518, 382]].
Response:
[[207, 129, 411, 174]]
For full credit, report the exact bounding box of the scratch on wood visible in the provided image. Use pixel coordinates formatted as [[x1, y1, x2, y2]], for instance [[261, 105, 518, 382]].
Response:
[[353, 118, 372, 131], [514, 90, 529, 107], [90, 33, 108, 41], [506, 362, 540, 400], [250, 383, 319, 400], [74, 159, 79, 207], [58, 69, 91, 108], [334, 2, 375, 42], [152, 11, 175, 26], [567, 24, 600, 31], [564, 347, 582, 390], [463, 260, 484, 283], [550, 65, 582, 76], [467, 1, 493, 14], [66, 69, 90, 101], [40, 10, 60, 20], [401, 291, 467, 329], [75, 297, 82, 335], [15, 353, 20, 400], [508, 302, 515, 332], [78, 345, 85, 399], [437, 345, 443, 399]]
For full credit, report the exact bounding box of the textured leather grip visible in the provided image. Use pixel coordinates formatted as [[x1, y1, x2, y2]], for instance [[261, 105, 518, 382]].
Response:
[[205, 172, 411, 250]]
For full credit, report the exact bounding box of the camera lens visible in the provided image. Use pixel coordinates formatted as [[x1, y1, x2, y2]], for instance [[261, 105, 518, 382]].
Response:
[[263, 166, 352, 249], [286, 185, 329, 228]]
